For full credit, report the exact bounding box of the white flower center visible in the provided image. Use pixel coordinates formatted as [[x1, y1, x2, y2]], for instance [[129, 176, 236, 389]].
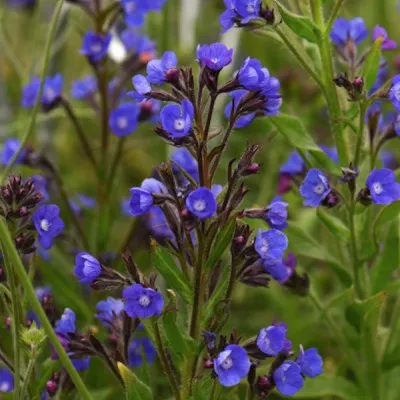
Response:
[[91, 43, 102, 54], [193, 199, 206, 212], [260, 239, 269, 254], [247, 2, 256, 13], [0, 382, 10, 392], [210, 57, 219, 64], [373, 182, 383, 194], [117, 117, 128, 129], [222, 356, 233, 370], [44, 87, 56, 101], [314, 183, 325, 195], [40, 219, 50, 232], [174, 119, 185, 131], [139, 294, 151, 307], [395, 88, 400, 102]]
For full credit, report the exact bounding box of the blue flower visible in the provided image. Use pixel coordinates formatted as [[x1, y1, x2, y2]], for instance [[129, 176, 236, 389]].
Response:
[[33, 204, 65, 250], [123, 283, 164, 318], [1, 138, 26, 166], [128, 338, 157, 367], [74, 252, 102, 284], [380, 151, 396, 168], [254, 229, 288, 261], [372, 25, 397, 50], [366, 168, 400, 204], [214, 344, 250, 387], [146, 206, 175, 239], [72, 357, 91, 372], [109, 102, 140, 137], [260, 76, 282, 116], [257, 323, 287, 356], [55, 308, 76, 335], [36, 286, 52, 301], [238, 58, 270, 91], [80, 32, 111, 62], [147, 51, 178, 85], [320, 145, 339, 163], [121, 198, 133, 216], [160, 99, 194, 138], [280, 151, 305, 176], [129, 188, 154, 216], [299, 169, 331, 207], [224, 90, 256, 128], [233, 0, 261, 23], [170, 148, 199, 182], [196, 43, 233, 71], [41, 74, 63, 106], [330, 17, 368, 46], [186, 187, 217, 219], [76, 194, 96, 209], [71, 75, 97, 100], [0, 368, 14, 393], [96, 297, 125, 328], [264, 253, 296, 283], [132, 74, 152, 98], [121, 0, 148, 27], [121, 30, 156, 56], [141, 178, 167, 194], [273, 361, 304, 396], [212, 184, 223, 198], [389, 75, 400, 111], [31, 175, 49, 202], [220, 2, 237, 33], [21, 77, 40, 108], [296, 347, 323, 378], [265, 197, 288, 230]]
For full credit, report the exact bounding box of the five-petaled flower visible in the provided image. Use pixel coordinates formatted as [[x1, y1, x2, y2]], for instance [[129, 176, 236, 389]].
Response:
[[71, 75, 97, 100], [96, 297, 125, 328], [0, 368, 14, 393], [109, 102, 140, 137], [123, 283, 164, 318], [372, 25, 397, 50], [146, 51, 178, 84], [330, 17, 368, 46], [265, 197, 288, 230], [214, 344, 250, 387], [160, 99, 194, 138], [254, 229, 288, 261], [186, 187, 217, 219], [74, 252, 102, 284], [129, 188, 154, 216], [273, 360, 304, 396], [366, 168, 400, 204], [33, 205, 65, 250], [296, 347, 323, 378], [80, 32, 112, 62], [197, 42, 233, 71], [299, 169, 331, 207], [238, 58, 270, 91], [257, 323, 287, 356]]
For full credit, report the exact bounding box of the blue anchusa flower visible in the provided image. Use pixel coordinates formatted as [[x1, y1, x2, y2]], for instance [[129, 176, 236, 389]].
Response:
[[55, 308, 76, 335], [380, 151, 397, 168], [320, 145, 339, 164], [237, 58, 270, 91], [254, 229, 288, 261], [220, 0, 261, 33], [74, 252, 102, 284], [146, 206, 174, 239], [296, 347, 323, 378], [121, 198, 133, 216], [71, 75, 97, 100], [131, 75, 152, 100], [128, 337, 157, 367], [80, 32, 112, 62], [256, 323, 287, 356], [147, 51, 178, 85], [31, 175, 49, 202], [160, 99, 194, 138], [1, 138, 26, 166], [264, 253, 297, 283], [280, 151, 305, 176], [299, 169, 331, 207], [214, 344, 250, 387], [330, 17, 368, 47], [366, 168, 400, 204], [32, 205, 65, 250], [72, 358, 91, 372], [261, 76, 282, 116], [265, 197, 288, 230], [141, 178, 167, 194], [123, 283, 164, 318], [389, 75, 400, 111], [121, 0, 148, 27], [196, 43, 233, 71], [171, 148, 199, 183], [129, 188, 154, 216], [372, 25, 397, 50], [186, 187, 217, 219], [121, 30, 156, 57], [273, 361, 304, 396], [225, 90, 256, 128], [96, 297, 125, 328], [0, 368, 14, 393], [21, 74, 63, 108], [109, 102, 140, 137]]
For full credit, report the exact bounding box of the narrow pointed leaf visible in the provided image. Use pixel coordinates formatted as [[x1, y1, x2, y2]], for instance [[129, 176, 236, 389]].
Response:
[[117, 362, 153, 400], [362, 37, 383, 91], [316, 209, 350, 242]]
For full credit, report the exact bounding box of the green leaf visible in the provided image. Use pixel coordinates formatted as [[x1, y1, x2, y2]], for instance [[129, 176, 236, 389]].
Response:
[[316, 209, 350, 242], [205, 219, 236, 270], [345, 292, 386, 332], [371, 221, 399, 294], [286, 223, 352, 287], [292, 375, 364, 399], [192, 375, 214, 400], [383, 343, 400, 370], [362, 37, 383, 91], [151, 242, 192, 304], [275, 2, 321, 43], [162, 310, 196, 363], [117, 362, 153, 400], [270, 114, 341, 175], [373, 201, 400, 233], [203, 264, 230, 325]]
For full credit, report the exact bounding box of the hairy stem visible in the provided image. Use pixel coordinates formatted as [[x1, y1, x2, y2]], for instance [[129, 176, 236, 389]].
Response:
[[20, 355, 36, 400]]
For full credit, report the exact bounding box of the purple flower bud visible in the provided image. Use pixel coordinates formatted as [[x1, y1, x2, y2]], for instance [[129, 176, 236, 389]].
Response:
[[129, 188, 154, 216], [74, 252, 102, 284]]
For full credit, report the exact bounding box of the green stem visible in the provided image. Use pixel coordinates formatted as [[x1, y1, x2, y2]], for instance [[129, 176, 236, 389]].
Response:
[[151, 318, 181, 399], [310, 0, 350, 166], [354, 102, 367, 167], [324, 0, 345, 35], [209, 380, 219, 400], [0, 0, 65, 182], [20, 355, 36, 400], [1, 250, 21, 400], [0, 218, 93, 400], [106, 138, 126, 192]]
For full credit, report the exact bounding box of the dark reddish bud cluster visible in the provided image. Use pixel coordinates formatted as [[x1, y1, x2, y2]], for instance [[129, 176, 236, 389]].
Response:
[[46, 372, 61, 397], [333, 72, 364, 101]]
